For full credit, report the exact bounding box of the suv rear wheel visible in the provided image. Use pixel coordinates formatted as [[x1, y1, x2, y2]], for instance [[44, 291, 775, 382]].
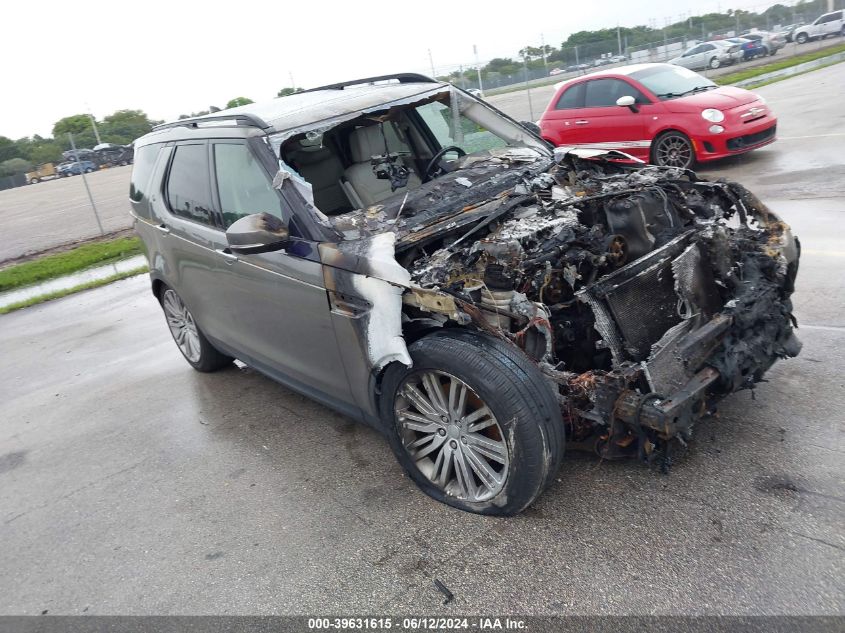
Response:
[[160, 286, 233, 372], [381, 329, 564, 515]]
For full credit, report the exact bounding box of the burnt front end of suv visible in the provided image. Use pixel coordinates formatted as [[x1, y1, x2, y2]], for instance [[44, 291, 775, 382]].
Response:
[[397, 152, 800, 464]]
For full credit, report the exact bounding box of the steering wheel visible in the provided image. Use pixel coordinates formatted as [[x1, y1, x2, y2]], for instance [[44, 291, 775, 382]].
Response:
[[424, 145, 467, 178]]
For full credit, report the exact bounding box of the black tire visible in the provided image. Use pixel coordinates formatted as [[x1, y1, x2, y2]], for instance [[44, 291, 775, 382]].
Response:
[[796, 32, 808, 44], [651, 130, 695, 169], [709, 56, 721, 69], [380, 329, 564, 516], [159, 285, 233, 372]]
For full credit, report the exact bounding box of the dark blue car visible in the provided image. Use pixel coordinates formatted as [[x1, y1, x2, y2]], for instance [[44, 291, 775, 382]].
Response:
[[725, 37, 767, 60], [57, 160, 98, 176]]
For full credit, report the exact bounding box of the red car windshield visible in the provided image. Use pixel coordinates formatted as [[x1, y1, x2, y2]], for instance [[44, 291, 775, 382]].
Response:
[[630, 65, 717, 101]]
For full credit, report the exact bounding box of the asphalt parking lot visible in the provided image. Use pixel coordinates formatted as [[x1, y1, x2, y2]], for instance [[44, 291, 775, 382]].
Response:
[[0, 166, 135, 263], [0, 64, 843, 615]]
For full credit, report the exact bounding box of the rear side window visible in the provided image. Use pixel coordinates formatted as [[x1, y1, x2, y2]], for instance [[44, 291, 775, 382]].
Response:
[[129, 144, 160, 204], [584, 79, 648, 107], [555, 83, 585, 110], [213, 142, 286, 228], [166, 144, 215, 225]]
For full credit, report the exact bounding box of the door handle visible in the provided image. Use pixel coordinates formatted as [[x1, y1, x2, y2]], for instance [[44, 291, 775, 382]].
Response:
[[215, 248, 239, 264], [156, 223, 170, 234], [575, 120, 590, 125]]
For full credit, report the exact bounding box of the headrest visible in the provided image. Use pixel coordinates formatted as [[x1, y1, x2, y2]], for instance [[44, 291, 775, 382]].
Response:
[[290, 144, 332, 166], [348, 123, 408, 163]]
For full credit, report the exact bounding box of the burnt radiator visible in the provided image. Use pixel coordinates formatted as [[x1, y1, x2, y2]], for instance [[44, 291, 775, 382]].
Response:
[[578, 232, 693, 362]]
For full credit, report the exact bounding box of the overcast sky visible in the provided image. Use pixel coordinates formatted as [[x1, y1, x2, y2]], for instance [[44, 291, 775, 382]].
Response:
[[2, 0, 776, 139]]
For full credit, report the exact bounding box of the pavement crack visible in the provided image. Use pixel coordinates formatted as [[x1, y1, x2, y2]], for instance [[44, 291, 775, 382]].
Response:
[[3, 457, 152, 525], [784, 530, 845, 553]]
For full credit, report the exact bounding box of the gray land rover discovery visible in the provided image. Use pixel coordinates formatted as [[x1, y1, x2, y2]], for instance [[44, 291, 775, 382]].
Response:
[[131, 73, 800, 515]]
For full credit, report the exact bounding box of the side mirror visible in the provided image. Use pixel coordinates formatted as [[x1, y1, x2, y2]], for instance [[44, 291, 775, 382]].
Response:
[[616, 95, 639, 112], [226, 213, 289, 254], [520, 121, 541, 135]]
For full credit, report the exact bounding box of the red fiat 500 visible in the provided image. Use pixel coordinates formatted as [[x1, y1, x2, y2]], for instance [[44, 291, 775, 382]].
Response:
[[538, 63, 777, 168]]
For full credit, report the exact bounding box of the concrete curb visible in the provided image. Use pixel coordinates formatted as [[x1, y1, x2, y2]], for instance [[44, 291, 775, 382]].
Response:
[[733, 51, 845, 88]]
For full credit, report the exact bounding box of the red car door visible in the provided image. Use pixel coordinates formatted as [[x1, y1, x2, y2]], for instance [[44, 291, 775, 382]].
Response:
[[570, 78, 651, 160], [539, 81, 590, 147]]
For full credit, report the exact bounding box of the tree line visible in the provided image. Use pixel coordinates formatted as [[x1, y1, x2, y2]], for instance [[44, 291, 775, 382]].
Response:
[[0, 89, 308, 177], [0, 110, 160, 177], [441, 0, 835, 82]]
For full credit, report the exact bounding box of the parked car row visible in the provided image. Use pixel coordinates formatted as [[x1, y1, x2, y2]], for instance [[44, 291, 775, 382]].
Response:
[[549, 55, 629, 76], [670, 29, 787, 71]]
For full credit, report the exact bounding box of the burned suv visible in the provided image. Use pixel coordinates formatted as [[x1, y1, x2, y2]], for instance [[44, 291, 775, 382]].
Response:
[[131, 73, 800, 515]]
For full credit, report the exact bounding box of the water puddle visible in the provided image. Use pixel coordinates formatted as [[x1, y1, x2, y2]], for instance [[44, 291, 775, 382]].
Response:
[[0, 254, 147, 310]]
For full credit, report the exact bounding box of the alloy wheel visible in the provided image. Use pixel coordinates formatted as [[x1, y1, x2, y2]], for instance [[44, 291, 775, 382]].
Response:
[[162, 289, 202, 363], [655, 135, 693, 169], [395, 370, 509, 502]]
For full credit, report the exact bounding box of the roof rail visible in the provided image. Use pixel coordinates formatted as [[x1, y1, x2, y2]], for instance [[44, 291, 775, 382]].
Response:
[[153, 113, 270, 132], [303, 73, 439, 93]]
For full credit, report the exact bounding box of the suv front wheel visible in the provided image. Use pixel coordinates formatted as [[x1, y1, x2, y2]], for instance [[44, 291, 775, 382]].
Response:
[[160, 286, 233, 372], [381, 330, 564, 515]]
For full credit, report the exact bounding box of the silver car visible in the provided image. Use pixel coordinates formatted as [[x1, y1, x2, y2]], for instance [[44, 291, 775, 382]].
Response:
[[670, 40, 741, 70], [131, 73, 800, 515], [741, 30, 787, 55]]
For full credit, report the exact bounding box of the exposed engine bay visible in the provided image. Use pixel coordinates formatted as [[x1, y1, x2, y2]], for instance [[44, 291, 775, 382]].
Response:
[[324, 148, 800, 466], [275, 85, 800, 468]]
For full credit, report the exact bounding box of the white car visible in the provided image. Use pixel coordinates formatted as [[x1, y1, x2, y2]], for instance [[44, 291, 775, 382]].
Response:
[[793, 10, 844, 43], [670, 41, 741, 70]]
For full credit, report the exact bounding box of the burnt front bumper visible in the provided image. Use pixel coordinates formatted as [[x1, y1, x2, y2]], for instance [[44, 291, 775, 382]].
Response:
[[570, 186, 801, 444]]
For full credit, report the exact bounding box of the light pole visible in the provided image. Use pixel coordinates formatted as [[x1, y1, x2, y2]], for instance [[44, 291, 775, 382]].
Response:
[[68, 132, 104, 236], [473, 44, 484, 96], [540, 33, 548, 73], [522, 52, 535, 121], [86, 106, 102, 146]]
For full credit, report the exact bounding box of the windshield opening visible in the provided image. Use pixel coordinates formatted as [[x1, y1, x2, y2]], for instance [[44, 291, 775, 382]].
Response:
[[279, 91, 541, 216], [630, 65, 716, 100]]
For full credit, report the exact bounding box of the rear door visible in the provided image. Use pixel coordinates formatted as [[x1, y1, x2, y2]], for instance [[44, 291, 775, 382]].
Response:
[[565, 78, 650, 159], [150, 141, 230, 343]]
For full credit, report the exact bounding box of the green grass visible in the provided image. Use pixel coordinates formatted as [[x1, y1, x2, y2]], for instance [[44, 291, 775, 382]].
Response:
[[0, 236, 143, 292], [715, 42, 845, 86], [740, 57, 845, 89], [0, 265, 149, 314]]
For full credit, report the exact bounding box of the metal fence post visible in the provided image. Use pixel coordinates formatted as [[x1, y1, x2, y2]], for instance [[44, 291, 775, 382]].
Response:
[[68, 132, 105, 236]]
